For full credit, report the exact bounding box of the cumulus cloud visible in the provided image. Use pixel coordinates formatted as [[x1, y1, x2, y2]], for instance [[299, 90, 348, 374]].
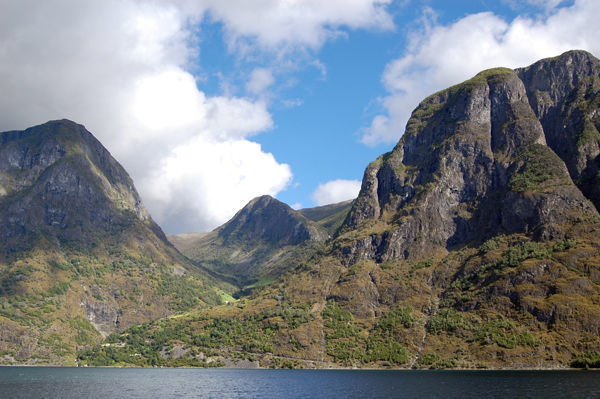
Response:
[[0, 0, 393, 232], [312, 179, 361, 206], [362, 0, 600, 145], [202, 0, 394, 52], [141, 138, 292, 232], [0, 0, 286, 233]]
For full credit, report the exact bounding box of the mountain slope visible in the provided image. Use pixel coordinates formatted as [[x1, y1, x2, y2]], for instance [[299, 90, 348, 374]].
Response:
[[299, 200, 353, 235], [169, 195, 330, 287], [78, 51, 600, 369], [338, 52, 599, 264], [0, 120, 233, 365]]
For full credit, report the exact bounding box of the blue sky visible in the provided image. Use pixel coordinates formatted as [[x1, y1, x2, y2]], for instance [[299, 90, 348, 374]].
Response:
[[0, 0, 597, 233]]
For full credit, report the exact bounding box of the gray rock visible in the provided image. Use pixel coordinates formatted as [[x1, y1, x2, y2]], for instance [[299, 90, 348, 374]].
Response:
[[339, 51, 600, 263], [0, 119, 157, 256]]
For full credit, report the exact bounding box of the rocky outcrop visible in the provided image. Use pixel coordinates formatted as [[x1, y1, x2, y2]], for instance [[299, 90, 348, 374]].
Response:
[[517, 51, 600, 209], [83, 299, 122, 337], [338, 51, 600, 264]]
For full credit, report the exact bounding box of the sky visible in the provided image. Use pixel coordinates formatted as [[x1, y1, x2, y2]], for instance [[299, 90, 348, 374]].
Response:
[[0, 0, 599, 234]]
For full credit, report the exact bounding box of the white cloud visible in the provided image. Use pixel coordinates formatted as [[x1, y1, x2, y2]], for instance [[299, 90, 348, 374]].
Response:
[[503, 0, 570, 12], [280, 98, 303, 108], [202, 0, 394, 52], [246, 68, 275, 95], [0, 0, 393, 233], [362, 0, 600, 145], [131, 68, 208, 133], [141, 137, 292, 233], [526, 0, 567, 9], [312, 179, 361, 206], [0, 0, 286, 233]]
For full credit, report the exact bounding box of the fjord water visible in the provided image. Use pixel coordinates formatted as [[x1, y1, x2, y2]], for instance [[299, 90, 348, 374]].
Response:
[[1, 368, 599, 398]]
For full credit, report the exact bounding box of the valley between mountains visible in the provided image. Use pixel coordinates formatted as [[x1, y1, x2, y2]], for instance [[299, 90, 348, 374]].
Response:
[[2, 50, 600, 369]]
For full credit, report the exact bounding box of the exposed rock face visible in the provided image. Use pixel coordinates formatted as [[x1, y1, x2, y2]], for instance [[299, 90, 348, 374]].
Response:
[[339, 51, 600, 264], [83, 299, 122, 336], [517, 51, 600, 209], [0, 119, 153, 255]]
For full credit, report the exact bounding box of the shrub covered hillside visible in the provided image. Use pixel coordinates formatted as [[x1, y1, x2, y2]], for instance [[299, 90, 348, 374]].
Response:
[[0, 120, 234, 365], [78, 51, 600, 369]]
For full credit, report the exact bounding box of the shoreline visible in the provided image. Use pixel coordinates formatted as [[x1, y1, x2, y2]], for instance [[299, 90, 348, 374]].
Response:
[[0, 364, 591, 371]]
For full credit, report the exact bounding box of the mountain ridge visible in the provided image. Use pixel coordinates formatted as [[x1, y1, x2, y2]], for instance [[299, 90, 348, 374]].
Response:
[[81, 50, 600, 370], [337, 50, 600, 264], [3, 50, 600, 369]]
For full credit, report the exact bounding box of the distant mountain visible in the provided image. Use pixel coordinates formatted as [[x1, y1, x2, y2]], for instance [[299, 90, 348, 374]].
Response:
[[298, 199, 353, 235], [87, 50, 600, 370], [219, 195, 328, 247], [0, 120, 232, 365], [169, 195, 345, 287]]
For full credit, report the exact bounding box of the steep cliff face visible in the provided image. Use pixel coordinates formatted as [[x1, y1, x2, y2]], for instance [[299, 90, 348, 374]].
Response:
[[338, 51, 600, 264], [0, 120, 231, 365], [517, 51, 600, 209], [170, 195, 329, 286]]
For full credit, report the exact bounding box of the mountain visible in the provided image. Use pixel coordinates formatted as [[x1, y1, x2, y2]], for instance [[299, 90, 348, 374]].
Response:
[[169, 195, 335, 287], [314, 49, 600, 367], [80, 50, 600, 369], [0, 120, 233, 365], [298, 199, 353, 235], [337, 50, 599, 263]]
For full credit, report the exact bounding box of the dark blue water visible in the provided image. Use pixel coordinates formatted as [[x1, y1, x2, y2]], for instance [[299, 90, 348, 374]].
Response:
[[1, 367, 599, 398]]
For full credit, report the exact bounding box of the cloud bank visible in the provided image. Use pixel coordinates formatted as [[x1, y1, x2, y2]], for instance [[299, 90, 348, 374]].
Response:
[[362, 0, 600, 145], [0, 0, 393, 233]]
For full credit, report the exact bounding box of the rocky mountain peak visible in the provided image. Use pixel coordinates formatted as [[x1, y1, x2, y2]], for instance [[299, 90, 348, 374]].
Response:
[[169, 197, 352, 287], [0, 120, 230, 362], [218, 195, 328, 247], [338, 51, 600, 264], [0, 119, 155, 255]]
